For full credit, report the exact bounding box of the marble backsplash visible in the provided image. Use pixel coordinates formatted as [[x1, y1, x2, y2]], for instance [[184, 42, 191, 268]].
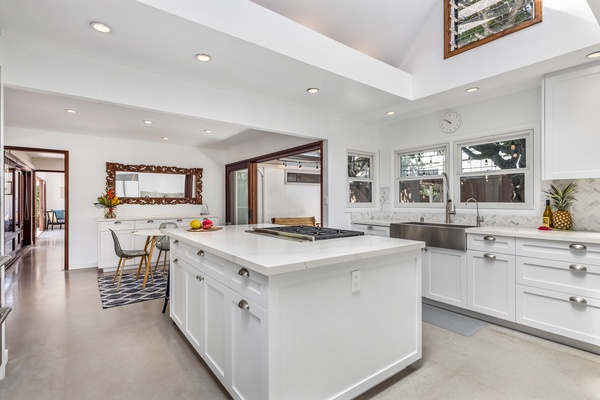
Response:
[[354, 179, 600, 232]]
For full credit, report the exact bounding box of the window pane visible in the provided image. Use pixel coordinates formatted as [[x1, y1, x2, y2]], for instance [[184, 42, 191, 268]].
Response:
[[399, 178, 444, 203], [461, 138, 526, 173], [400, 149, 445, 178], [459, 173, 525, 203], [348, 155, 371, 179], [349, 181, 372, 203], [451, 0, 537, 50]]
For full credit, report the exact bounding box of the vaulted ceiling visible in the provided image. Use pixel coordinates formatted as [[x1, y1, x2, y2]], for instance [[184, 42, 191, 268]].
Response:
[[1, 0, 600, 148]]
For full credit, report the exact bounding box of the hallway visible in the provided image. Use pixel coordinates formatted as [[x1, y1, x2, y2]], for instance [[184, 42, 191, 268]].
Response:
[[0, 230, 599, 399]]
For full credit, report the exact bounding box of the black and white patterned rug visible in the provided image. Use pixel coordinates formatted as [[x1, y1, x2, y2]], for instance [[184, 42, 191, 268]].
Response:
[[97, 272, 167, 309]]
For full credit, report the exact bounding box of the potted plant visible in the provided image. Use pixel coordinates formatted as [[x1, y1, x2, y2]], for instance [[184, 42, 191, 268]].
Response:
[[542, 182, 577, 230]]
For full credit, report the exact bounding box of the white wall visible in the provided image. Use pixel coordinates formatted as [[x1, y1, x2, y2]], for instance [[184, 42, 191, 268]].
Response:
[[5, 127, 226, 269], [256, 165, 320, 224], [36, 171, 64, 211]]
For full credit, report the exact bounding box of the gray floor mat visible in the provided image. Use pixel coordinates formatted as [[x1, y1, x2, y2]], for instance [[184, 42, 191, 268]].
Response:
[[422, 303, 488, 337]]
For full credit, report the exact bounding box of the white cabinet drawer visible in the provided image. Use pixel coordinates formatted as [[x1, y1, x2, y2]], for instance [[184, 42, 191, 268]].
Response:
[[516, 256, 600, 300], [516, 285, 600, 346], [99, 220, 135, 231], [467, 234, 515, 254], [351, 223, 389, 237], [171, 239, 268, 308], [134, 219, 165, 230], [516, 238, 600, 265], [165, 218, 193, 228]]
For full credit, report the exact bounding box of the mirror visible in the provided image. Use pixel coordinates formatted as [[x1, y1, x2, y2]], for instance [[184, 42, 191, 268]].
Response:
[[106, 162, 203, 205]]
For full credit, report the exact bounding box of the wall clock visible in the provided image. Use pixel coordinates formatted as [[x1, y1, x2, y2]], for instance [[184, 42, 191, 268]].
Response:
[[440, 112, 461, 133]]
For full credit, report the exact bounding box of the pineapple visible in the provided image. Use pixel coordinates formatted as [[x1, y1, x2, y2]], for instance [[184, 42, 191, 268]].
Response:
[[542, 182, 578, 230]]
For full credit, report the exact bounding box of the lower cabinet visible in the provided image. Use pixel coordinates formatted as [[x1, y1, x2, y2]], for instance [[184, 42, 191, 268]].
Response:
[[351, 223, 390, 237], [170, 247, 267, 400], [422, 247, 467, 308], [466, 250, 516, 321]]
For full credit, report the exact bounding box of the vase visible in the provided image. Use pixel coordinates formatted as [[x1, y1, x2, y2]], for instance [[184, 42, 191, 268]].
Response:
[[104, 207, 116, 219]]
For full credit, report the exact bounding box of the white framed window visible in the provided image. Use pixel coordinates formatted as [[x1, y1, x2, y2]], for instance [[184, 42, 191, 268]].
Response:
[[394, 145, 447, 207], [347, 150, 376, 208], [456, 130, 532, 208]]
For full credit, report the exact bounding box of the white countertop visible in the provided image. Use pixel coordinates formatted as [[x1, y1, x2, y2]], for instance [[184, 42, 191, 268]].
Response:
[[466, 226, 600, 244], [96, 215, 218, 222], [164, 224, 425, 276], [351, 219, 393, 227]]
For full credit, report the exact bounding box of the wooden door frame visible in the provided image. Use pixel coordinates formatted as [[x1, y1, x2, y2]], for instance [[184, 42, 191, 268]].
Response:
[[225, 141, 323, 225], [5, 146, 69, 270]]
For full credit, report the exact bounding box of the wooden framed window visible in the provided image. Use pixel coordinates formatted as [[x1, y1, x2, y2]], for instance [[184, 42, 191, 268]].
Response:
[[445, 0, 542, 59]]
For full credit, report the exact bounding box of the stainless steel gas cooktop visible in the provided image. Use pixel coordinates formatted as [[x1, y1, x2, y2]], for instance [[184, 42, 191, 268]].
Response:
[[246, 225, 364, 242]]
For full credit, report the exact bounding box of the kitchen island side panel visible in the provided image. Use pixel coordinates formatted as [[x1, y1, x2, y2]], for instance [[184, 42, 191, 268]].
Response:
[[267, 250, 422, 400]]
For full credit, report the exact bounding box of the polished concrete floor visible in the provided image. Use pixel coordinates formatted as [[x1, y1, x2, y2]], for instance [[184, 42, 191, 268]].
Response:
[[0, 229, 599, 399]]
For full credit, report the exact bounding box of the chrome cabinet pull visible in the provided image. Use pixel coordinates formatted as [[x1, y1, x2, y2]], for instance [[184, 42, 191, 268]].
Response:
[[569, 296, 588, 305], [177, 219, 183, 222], [569, 243, 587, 251], [238, 268, 250, 277], [147, 220, 154, 223], [197, 250, 205, 257], [483, 253, 496, 259], [173, 240, 179, 245], [569, 264, 588, 273], [114, 221, 122, 224], [195, 275, 204, 281], [367, 225, 374, 230], [173, 258, 179, 264], [238, 299, 250, 311], [483, 236, 496, 241]]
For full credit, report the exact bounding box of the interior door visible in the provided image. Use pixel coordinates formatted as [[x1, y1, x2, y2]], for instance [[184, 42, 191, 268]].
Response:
[[226, 162, 257, 225]]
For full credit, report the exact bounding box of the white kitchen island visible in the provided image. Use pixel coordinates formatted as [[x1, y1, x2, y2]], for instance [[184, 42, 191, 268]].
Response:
[[163, 224, 424, 400]]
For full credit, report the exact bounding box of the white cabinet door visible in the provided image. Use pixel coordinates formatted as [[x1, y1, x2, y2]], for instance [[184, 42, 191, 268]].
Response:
[[543, 63, 600, 179], [423, 247, 467, 308], [170, 257, 186, 328], [201, 275, 229, 383], [185, 262, 204, 354], [229, 292, 267, 400], [467, 250, 516, 321]]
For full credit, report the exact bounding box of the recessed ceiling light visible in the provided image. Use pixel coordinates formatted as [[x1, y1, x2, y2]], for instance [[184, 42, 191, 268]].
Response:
[[90, 21, 112, 33], [195, 53, 212, 62], [306, 88, 319, 94], [143, 120, 153, 124], [204, 130, 212, 133], [162, 137, 169, 140], [386, 111, 396, 115], [65, 109, 78, 114], [586, 51, 600, 59], [466, 87, 479, 93]]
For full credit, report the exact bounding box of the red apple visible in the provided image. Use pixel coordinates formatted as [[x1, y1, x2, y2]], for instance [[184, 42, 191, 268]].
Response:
[[202, 219, 213, 229]]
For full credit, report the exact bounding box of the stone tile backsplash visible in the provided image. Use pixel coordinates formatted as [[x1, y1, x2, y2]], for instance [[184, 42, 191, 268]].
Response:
[[357, 179, 600, 232]]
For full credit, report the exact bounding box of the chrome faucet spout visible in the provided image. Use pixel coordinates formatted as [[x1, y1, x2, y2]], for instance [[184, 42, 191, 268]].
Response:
[[466, 197, 484, 227], [441, 172, 455, 223]]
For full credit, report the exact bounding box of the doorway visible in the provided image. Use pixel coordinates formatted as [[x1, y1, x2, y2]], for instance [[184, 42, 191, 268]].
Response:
[[4, 146, 69, 270], [225, 141, 323, 226]]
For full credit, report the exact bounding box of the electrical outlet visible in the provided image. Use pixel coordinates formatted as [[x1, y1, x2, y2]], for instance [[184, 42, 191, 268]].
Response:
[[351, 270, 361, 293]]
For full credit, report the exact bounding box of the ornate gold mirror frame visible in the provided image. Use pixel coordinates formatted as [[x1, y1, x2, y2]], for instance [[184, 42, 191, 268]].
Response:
[[106, 162, 203, 205]]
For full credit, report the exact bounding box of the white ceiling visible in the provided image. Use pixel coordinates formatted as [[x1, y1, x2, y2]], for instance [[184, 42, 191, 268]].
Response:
[[1, 0, 600, 152]]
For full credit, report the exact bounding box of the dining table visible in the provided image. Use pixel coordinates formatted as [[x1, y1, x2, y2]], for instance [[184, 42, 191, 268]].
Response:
[[131, 228, 164, 289]]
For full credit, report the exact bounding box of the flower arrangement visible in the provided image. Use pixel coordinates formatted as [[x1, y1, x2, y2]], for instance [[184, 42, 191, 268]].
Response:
[[94, 185, 120, 218]]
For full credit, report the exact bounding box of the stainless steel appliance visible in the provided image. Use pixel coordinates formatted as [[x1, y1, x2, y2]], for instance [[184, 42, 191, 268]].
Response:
[[246, 226, 364, 242]]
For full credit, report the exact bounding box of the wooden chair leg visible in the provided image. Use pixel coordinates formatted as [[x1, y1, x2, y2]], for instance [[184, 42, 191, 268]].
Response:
[[135, 256, 144, 279], [113, 258, 123, 283], [117, 258, 127, 289]]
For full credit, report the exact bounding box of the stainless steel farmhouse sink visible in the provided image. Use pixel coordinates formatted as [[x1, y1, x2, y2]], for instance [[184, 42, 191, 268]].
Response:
[[390, 222, 477, 251]]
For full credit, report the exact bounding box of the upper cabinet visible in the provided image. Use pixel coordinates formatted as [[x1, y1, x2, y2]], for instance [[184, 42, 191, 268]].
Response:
[[543, 62, 600, 180]]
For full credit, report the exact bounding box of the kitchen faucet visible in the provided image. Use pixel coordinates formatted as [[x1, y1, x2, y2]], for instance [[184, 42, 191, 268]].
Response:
[[466, 197, 484, 227], [441, 172, 455, 223]]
